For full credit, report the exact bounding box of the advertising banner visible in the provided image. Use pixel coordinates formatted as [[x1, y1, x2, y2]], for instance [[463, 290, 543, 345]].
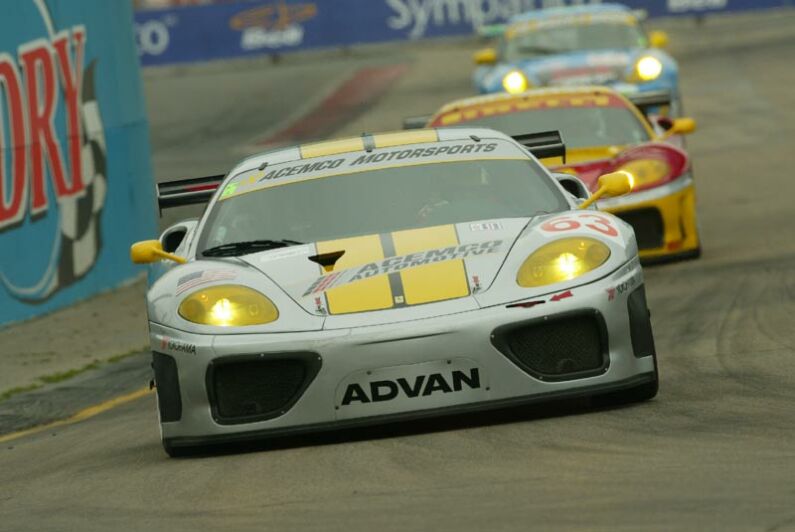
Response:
[[136, 0, 793, 66], [0, 0, 157, 325]]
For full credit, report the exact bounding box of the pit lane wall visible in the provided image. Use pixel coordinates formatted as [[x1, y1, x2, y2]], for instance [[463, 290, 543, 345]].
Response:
[[136, 0, 793, 66], [0, 1, 157, 326]]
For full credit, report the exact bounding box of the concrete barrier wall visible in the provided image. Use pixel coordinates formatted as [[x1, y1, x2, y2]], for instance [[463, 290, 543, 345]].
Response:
[[0, 0, 157, 325], [135, 0, 794, 66]]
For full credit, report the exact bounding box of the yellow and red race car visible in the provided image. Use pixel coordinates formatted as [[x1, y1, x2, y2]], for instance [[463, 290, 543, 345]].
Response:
[[408, 87, 700, 262]]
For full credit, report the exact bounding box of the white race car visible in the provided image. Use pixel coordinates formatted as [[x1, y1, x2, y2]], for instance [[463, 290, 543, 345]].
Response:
[[132, 128, 657, 456]]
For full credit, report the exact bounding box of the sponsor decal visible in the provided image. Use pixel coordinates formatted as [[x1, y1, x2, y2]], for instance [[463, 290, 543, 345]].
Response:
[[550, 289, 573, 302], [175, 269, 237, 295], [303, 239, 503, 296], [159, 335, 196, 355], [668, 0, 727, 12], [230, 1, 318, 51], [0, 0, 107, 302], [470, 221, 502, 232], [135, 15, 177, 58], [539, 212, 620, 239], [433, 94, 623, 126], [386, 0, 605, 39], [258, 245, 311, 262], [471, 274, 481, 292], [606, 276, 637, 301], [221, 140, 512, 200], [341, 367, 481, 406], [257, 143, 498, 182]]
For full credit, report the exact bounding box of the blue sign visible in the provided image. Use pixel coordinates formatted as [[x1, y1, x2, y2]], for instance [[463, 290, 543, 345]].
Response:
[[0, 0, 157, 325], [135, 0, 793, 66]]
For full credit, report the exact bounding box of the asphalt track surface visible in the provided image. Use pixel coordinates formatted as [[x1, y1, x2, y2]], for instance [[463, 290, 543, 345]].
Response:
[[3, 14, 795, 532]]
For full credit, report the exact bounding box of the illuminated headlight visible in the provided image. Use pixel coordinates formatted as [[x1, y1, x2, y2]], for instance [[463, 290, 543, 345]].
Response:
[[633, 56, 663, 81], [502, 70, 529, 94], [517, 238, 610, 288], [178, 285, 279, 326], [618, 159, 671, 189]]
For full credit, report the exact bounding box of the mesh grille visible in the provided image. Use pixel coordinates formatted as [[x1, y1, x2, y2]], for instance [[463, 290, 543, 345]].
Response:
[[615, 208, 664, 250], [497, 313, 606, 380], [210, 357, 314, 423]]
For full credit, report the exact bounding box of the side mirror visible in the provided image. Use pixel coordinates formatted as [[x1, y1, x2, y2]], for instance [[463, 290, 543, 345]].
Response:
[[131, 240, 186, 265], [649, 30, 669, 49], [578, 171, 634, 209], [554, 173, 590, 201], [660, 117, 696, 139], [473, 48, 497, 65], [160, 220, 198, 253]]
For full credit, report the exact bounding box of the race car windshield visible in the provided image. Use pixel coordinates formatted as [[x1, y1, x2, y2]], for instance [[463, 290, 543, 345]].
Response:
[[198, 153, 567, 252], [503, 23, 646, 60], [448, 107, 650, 148]]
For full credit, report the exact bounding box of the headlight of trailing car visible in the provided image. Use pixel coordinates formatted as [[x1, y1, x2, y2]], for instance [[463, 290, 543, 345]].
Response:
[[517, 238, 610, 288], [617, 159, 671, 189], [502, 70, 530, 94], [629, 55, 663, 82], [178, 285, 279, 326]]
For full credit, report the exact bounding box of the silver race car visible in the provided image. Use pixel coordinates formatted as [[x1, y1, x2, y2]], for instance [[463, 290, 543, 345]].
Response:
[[132, 128, 657, 456]]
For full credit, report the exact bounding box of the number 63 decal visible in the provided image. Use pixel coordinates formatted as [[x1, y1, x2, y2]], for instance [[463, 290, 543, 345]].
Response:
[[540, 213, 619, 238]]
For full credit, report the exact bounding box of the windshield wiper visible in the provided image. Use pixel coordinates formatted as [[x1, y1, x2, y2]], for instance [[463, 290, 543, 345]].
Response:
[[202, 239, 303, 258], [517, 45, 567, 55]]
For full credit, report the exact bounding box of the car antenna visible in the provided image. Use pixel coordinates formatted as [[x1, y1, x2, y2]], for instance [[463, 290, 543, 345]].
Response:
[[362, 133, 375, 153], [470, 135, 481, 142], [258, 161, 268, 171]]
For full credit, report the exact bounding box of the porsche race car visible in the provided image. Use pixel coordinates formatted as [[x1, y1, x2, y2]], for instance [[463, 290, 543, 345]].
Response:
[[473, 3, 680, 114], [132, 128, 658, 456], [407, 87, 700, 262]]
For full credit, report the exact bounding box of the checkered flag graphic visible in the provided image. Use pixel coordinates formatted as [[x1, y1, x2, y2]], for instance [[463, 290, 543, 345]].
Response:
[[54, 60, 107, 292]]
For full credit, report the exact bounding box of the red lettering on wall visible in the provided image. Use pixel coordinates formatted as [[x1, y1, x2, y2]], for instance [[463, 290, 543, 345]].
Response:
[[19, 39, 67, 214], [0, 54, 28, 229], [53, 28, 85, 199]]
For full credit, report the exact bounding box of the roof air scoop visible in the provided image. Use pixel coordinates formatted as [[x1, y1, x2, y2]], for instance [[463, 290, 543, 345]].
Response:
[[308, 250, 346, 272]]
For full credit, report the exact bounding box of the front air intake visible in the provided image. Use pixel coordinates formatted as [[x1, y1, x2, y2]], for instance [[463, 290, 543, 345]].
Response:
[[615, 208, 664, 250], [492, 310, 608, 381], [206, 353, 321, 425]]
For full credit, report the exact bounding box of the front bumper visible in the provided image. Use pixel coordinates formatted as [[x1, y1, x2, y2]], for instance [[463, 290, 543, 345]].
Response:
[[598, 176, 700, 262], [151, 261, 655, 448]]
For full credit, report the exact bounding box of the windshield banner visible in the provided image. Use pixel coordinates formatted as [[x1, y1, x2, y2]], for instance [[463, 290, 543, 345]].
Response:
[[220, 139, 522, 201], [135, 0, 790, 66]]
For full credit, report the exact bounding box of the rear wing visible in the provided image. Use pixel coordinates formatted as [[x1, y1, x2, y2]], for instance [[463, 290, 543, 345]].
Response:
[[512, 130, 566, 163], [627, 91, 672, 120], [157, 174, 225, 212], [402, 115, 432, 130]]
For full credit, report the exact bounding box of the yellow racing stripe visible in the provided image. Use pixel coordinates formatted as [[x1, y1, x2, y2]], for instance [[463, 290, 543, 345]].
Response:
[[373, 130, 439, 148], [317, 234, 394, 314], [392, 225, 470, 305], [300, 137, 365, 159]]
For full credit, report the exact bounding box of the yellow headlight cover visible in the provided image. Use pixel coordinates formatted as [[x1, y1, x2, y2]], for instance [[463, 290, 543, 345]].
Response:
[[502, 70, 529, 94], [517, 238, 611, 288], [618, 159, 671, 188], [178, 285, 279, 326], [634, 56, 663, 81]]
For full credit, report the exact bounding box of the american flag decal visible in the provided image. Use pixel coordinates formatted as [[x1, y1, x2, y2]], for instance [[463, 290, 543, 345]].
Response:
[[176, 270, 237, 295]]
